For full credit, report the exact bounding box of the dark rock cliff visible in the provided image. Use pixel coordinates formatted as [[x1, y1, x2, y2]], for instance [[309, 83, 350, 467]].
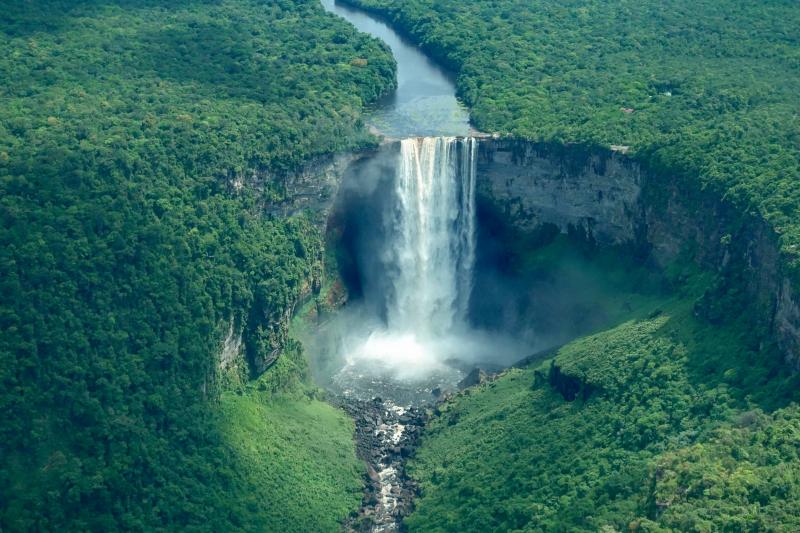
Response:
[[476, 138, 800, 367], [218, 151, 368, 378], [256, 151, 362, 228]]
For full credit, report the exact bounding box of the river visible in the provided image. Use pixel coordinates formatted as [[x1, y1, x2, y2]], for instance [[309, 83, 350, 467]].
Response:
[[314, 3, 479, 531], [320, 0, 471, 138]]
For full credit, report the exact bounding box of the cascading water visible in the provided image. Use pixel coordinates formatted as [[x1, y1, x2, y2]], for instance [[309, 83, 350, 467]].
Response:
[[387, 137, 476, 335], [317, 1, 488, 407], [328, 136, 480, 395], [315, 5, 500, 531], [323, 138, 480, 533]]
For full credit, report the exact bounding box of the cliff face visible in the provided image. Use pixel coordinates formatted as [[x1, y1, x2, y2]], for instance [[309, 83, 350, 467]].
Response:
[[476, 141, 643, 246], [219, 152, 365, 378], [476, 138, 800, 366], [234, 136, 800, 376], [777, 281, 800, 364], [257, 151, 362, 228]]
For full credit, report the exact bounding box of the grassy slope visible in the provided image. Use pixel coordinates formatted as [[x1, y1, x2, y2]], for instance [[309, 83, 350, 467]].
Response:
[[403, 240, 799, 531], [219, 384, 363, 532], [206, 332, 363, 532]]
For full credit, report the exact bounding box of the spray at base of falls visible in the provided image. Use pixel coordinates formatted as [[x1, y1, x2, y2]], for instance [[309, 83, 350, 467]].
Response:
[[339, 137, 478, 385]]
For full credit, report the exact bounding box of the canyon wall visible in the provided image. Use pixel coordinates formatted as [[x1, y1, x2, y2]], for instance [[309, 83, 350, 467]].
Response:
[[219, 151, 369, 377], [229, 136, 800, 376], [258, 151, 362, 228], [476, 138, 800, 366]]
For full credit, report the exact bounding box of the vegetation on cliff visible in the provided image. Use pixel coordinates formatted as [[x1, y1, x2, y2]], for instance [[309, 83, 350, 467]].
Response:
[[0, 0, 393, 529], [346, 0, 800, 275], [405, 240, 800, 531]]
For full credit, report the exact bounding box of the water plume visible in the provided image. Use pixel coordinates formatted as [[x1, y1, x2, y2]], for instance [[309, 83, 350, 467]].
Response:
[[305, 136, 528, 402], [387, 137, 476, 335], [329, 137, 480, 394]]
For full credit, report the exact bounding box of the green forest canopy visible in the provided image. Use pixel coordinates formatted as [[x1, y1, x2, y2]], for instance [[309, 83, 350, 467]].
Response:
[[404, 239, 800, 531], [0, 0, 393, 529], [348, 0, 800, 275]]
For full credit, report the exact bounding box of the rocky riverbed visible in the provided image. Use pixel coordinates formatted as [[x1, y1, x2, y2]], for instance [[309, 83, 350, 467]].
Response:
[[336, 397, 428, 532]]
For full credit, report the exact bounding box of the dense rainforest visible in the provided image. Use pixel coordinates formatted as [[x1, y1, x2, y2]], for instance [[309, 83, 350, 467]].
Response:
[[0, 0, 394, 530], [4, 0, 800, 531], [348, 0, 800, 277]]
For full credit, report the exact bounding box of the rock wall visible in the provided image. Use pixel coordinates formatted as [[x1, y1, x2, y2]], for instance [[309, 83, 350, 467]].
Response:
[[476, 138, 800, 367], [776, 280, 800, 364], [222, 151, 368, 377], [476, 140, 643, 246], [242, 137, 800, 374], [231, 151, 362, 229]]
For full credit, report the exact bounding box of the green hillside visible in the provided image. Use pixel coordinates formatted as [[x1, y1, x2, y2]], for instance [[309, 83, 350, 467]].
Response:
[[347, 0, 800, 276], [0, 0, 393, 529], [406, 247, 800, 531]]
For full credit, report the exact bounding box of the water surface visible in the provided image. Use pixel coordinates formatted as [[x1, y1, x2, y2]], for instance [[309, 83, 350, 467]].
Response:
[[321, 0, 471, 137]]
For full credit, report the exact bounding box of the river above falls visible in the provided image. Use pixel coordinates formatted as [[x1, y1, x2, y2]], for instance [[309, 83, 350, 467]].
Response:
[[321, 0, 471, 138]]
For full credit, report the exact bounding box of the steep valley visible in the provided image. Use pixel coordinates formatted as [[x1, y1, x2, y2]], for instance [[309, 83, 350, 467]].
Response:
[[218, 1, 800, 525], [288, 131, 800, 530], [2, 0, 800, 531]]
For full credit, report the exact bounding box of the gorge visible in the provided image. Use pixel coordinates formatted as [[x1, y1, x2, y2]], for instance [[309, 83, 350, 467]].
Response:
[[293, 2, 800, 529], [3, 0, 799, 531], [267, 1, 800, 530], [304, 0, 800, 379]]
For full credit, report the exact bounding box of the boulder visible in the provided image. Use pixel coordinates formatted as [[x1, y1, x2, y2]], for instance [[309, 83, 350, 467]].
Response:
[[458, 367, 487, 390]]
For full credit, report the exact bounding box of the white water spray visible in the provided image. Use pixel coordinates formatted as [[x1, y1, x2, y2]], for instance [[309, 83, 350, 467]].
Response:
[[388, 137, 476, 334], [343, 137, 478, 380]]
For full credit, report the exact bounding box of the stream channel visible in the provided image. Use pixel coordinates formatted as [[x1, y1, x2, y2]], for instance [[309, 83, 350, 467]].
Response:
[[317, 2, 486, 531]]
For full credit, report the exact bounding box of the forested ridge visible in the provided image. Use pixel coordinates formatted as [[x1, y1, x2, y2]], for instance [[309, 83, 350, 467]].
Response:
[[405, 236, 800, 532], [4, 0, 800, 530], [347, 0, 800, 276], [0, 0, 393, 529]]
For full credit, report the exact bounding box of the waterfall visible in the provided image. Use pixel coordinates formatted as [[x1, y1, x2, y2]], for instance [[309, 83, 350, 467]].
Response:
[[385, 136, 477, 337], [457, 137, 477, 322]]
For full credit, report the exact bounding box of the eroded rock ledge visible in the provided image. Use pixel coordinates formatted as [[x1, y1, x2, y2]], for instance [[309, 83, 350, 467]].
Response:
[[476, 138, 800, 366]]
